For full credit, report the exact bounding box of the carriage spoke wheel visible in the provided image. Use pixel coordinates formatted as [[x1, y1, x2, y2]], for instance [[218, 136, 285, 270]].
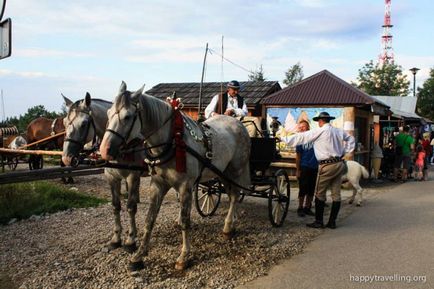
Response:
[[194, 180, 222, 217], [7, 156, 18, 171], [29, 155, 44, 170], [268, 169, 290, 227]]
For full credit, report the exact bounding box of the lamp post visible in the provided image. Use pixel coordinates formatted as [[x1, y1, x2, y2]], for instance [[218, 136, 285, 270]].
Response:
[[409, 67, 420, 96]]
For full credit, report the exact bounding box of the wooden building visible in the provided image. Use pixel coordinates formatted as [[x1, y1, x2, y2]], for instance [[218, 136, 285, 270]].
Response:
[[146, 81, 281, 119], [260, 70, 390, 168]]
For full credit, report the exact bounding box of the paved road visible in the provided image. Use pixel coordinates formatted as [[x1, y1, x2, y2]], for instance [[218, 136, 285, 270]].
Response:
[[238, 177, 434, 289]]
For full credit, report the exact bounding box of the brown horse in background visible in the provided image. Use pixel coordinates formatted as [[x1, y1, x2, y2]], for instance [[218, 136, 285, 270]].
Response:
[[26, 116, 67, 174], [26, 117, 65, 149]]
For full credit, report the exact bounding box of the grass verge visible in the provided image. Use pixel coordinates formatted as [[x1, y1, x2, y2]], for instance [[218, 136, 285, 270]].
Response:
[[0, 181, 107, 225]]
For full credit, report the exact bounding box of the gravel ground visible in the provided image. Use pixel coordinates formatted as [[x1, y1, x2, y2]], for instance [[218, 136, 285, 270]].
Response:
[[0, 172, 386, 289]]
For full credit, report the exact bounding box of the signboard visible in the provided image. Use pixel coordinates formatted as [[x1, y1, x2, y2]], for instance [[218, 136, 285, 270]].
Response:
[[0, 17, 11, 59], [266, 107, 345, 151]]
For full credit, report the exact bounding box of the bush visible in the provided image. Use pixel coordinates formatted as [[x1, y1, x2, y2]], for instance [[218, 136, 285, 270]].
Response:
[[0, 181, 107, 225]]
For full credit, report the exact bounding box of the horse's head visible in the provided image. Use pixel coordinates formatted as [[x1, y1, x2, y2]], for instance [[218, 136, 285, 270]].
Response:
[[62, 92, 97, 166], [100, 81, 144, 160]]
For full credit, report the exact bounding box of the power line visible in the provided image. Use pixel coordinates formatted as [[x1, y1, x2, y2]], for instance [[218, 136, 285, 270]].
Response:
[[208, 48, 253, 74]]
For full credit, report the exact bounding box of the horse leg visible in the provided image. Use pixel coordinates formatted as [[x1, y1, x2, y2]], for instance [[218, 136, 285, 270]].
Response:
[[129, 180, 168, 271], [223, 184, 240, 240], [123, 173, 140, 253], [353, 182, 363, 206], [175, 183, 192, 271], [348, 187, 356, 205], [108, 177, 122, 249]]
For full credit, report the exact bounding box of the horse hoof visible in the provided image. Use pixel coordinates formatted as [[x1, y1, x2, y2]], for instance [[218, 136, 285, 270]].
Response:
[[128, 260, 145, 272], [348, 200, 354, 205], [108, 241, 122, 250], [356, 203, 361, 207], [175, 261, 187, 271], [123, 243, 137, 253], [222, 231, 234, 240]]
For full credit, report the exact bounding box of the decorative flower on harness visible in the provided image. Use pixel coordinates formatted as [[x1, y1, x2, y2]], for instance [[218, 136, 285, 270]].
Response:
[[166, 93, 186, 173]]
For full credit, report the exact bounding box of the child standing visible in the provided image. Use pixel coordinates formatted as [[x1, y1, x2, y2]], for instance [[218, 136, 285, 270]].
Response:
[[415, 145, 426, 181]]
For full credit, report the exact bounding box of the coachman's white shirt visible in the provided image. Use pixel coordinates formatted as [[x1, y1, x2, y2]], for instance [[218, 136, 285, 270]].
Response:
[[205, 93, 248, 119], [282, 123, 355, 161]]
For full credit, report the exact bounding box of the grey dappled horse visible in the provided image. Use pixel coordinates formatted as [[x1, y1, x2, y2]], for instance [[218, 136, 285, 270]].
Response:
[[100, 81, 251, 271], [61, 93, 143, 252]]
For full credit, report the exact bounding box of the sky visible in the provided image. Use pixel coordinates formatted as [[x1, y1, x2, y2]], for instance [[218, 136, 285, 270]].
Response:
[[0, 0, 433, 119]]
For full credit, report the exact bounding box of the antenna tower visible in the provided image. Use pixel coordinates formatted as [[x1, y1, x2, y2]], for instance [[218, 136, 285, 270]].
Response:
[[379, 0, 394, 65]]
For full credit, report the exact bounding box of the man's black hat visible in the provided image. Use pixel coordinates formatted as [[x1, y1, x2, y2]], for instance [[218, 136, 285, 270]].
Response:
[[227, 80, 241, 89], [313, 111, 336, 121]]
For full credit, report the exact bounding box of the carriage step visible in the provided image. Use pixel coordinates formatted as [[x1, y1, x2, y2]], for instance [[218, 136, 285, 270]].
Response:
[[270, 162, 296, 168]]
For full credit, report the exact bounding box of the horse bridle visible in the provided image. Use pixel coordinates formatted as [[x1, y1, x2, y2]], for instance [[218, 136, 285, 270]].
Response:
[[64, 109, 97, 148], [104, 97, 175, 158], [105, 104, 143, 148]]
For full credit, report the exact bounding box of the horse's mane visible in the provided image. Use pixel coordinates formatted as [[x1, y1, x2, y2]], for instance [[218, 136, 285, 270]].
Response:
[[140, 93, 172, 125], [71, 98, 112, 110], [114, 92, 132, 112], [68, 98, 113, 120], [114, 91, 171, 126]]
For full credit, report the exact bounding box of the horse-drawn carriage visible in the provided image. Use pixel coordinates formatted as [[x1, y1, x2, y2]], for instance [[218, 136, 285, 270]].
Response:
[[59, 83, 296, 271], [194, 134, 291, 227]]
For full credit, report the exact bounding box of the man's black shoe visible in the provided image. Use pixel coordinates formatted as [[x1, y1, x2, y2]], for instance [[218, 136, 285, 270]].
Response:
[[306, 221, 324, 229], [297, 208, 305, 217], [303, 208, 315, 216], [326, 221, 336, 229]]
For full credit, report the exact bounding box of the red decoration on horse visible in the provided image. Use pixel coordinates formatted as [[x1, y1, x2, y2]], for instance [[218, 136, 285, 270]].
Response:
[[167, 92, 186, 173]]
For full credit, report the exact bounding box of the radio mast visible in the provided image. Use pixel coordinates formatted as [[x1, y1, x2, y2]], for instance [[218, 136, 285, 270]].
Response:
[[379, 0, 394, 65]]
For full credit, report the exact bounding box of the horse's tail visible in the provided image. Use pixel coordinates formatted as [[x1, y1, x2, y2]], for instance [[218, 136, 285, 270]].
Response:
[[361, 164, 369, 179]]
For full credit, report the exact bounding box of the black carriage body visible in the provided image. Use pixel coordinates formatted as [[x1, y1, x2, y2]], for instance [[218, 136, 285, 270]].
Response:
[[249, 137, 277, 173]]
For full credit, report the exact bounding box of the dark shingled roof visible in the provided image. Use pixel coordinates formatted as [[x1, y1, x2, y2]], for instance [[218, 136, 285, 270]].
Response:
[[146, 81, 281, 107], [261, 70, 378, 106]]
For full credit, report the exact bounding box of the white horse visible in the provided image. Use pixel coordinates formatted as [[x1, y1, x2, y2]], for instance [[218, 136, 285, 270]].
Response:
[[100, 81, 251, 271], [62, 92, 144, 252], [8, 135, 27, 149], [342, 160, 369, 206]]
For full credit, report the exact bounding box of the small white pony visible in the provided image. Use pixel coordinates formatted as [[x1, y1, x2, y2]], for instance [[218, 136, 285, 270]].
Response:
[[342, 160, 369, 206]]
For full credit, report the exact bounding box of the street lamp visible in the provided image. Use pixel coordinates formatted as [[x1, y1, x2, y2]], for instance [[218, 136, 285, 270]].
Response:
[[409, 67, 420, 96]]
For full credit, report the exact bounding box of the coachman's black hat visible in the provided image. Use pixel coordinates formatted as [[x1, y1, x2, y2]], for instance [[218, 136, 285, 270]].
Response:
[[227, 80, 241, 89], [313, 111, 336, 121]]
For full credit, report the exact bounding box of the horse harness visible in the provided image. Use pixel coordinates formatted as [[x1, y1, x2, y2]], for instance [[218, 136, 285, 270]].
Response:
[[64, 109, 98, 149], [105, 95, 214, 174], [143, 101, 214, 173], [104, 95, 256, 193]]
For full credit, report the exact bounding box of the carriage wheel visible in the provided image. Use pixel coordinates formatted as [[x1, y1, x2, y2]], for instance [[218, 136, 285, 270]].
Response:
[[7, 156, 18, 171], [194, 180, 222, 217], [29, 155, 44, 170], [238, 192, 245, 203], [268, 169, 290, 227]]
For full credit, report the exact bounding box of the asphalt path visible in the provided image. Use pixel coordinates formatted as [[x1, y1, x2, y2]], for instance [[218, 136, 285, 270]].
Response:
[[238, 174, 434, 289]]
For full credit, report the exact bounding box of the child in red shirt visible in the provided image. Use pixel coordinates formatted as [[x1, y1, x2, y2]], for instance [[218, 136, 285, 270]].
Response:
[[415, 145, 426, 181]]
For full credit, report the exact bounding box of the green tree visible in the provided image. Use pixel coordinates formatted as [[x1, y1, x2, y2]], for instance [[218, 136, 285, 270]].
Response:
[[248, 64, 266, 81], [416, 67, 434, 121], [283, 62, 304, 86], [354, 60, 410, 96], [0, 105, 63, 133]]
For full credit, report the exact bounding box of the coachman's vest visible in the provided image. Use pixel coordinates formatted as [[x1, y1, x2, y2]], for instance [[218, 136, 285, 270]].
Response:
[[215, 92, 244, 114]]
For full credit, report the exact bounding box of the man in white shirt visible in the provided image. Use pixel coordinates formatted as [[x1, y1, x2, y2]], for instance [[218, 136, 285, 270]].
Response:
[[205, 80, 248, 119], [282, 112, 355, 229]]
